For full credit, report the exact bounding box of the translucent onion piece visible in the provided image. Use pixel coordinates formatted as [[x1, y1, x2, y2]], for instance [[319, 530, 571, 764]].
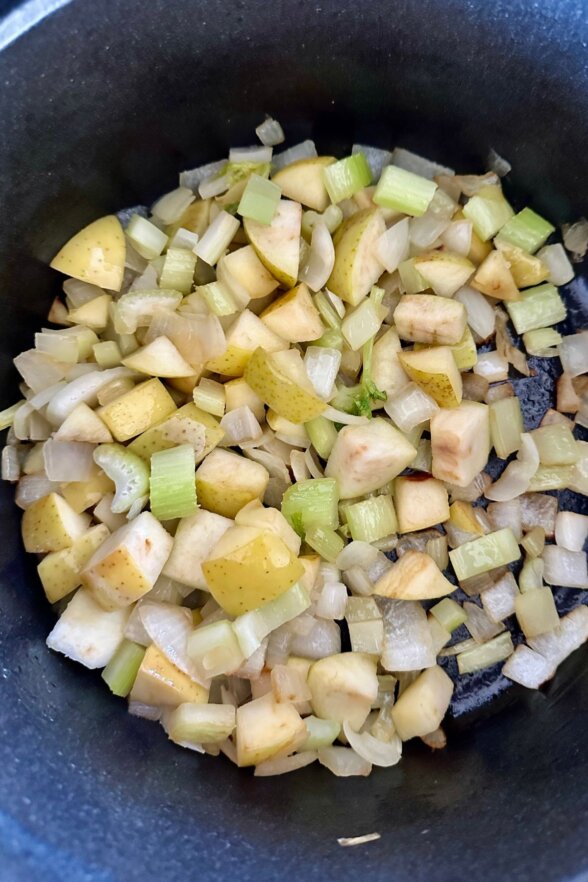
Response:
[[255, 117, 285, 147], [1, 445, 20, 482], [558, 332, 588, 377], [562, 218, 588, 260], [254, 750, 317, 777], [322, 406, 370, 426], [463, 601, 505, 644], [409, 213, 449, 251], [527, 606, 588, 665], [128, 702, 163, 721], [199, 174, 230, 199], [486, 434, 540, 502], [46, 368, 136, 426], [63, 278, 105, 307], [537, 244, 575, 285], [391, 146, 454, 180], [15, 474, 60, 509], [272, 140, 317, 172], [502, 645, 555, 689], [377, 598, 436, 671], [220, 406, 262, 445], [343, 721, 402, 768], [43, 439, 96, 482], [299, 223, 335, 292], [487, 149, 512, 178], [486, 500, 523, 541], [152, 187, 195, 225], [352, 144, 392, 181], [384, 382, 438, 433], [337, 540, 380, 572], [440, 220, 472, 257], [140, 602, 210, 686], [375, 218, 410, 273], [455, 286, 496, 339], [289, 618, 341, 659], [14, 350, 68, 394], [542, 546, 588, 589], [520, 493, 558, 537], [304, 346, 341, 400], [315, 581, 348, 620], [317, 746, 372, 777], [495, 308, 531, 377], [555, 511, 588, 553], [179, 158, 226, 192]]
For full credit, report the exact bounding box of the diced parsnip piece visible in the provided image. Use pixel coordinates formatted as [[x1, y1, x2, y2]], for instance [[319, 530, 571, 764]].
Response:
[[46, 587, 130, 669], [122, 336, 195, 378], [272, 156, 336, 211], [391, 666, 454, 741], [61, 469, 115, 513], [128, 403, 222, 464], [50, 215, 126, 291], [430, 401, 490, 487], [165, 703, 236, 746], [54, 403, 113, 443], [22, 492, 91, 553], [235, 499, 301, 556], [327, 208, 386, 306], [68, 294, 112, 330], [130, 644, 208, 707], [374, 550, 455, 600], [371, 327, 410, 401], [325, 419, 416, 499], [515, 588, 559, 639], [236, 693, 307, 767], [394, 294, 467, 345], [494, 239, 549, 288], [196, 448, 269, 518], [97, 378, 177, 442], [307, 652, 378, 730], [395, 476, 450, 533], [399, 346, 463, 407], [260, 283, 323, 342], [413, 251, 475, 297], [244, 200, 302, 288], [471, 249, 519, 300], [162, 509, 233, 590], [202, 525, 304, 615], [38, 524, 110, 603], [245, 347, 326, 424], [219, 245, 279, 300], [81, 512, 173, 609], [206, 309, 288, 377]]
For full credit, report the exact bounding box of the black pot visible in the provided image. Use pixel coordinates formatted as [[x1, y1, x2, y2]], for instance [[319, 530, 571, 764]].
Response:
[[0, 2, 586, 880]]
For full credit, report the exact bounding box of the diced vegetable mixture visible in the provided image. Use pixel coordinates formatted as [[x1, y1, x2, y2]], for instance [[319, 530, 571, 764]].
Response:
[[3, 119, 587, 777]]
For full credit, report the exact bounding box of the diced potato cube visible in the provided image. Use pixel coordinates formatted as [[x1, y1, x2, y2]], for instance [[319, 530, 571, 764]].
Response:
[[261, 283, 323, 343], [374, 550, 455, 600], [307, 652, 378, 730], [162, 509, 233, 590], [98, 378, 177, 442], [394, 294, 467, 345], [130, 644, 208, 706], [22, 493, 91, 553], [46, 587, 130, 669], [196, 448, 269, 518], [430, 400, 490, 487], [236, 693, 307, 766], [395, 476, 450, 533], [38, 524, 110, 603], [391, 665, 454, 740]]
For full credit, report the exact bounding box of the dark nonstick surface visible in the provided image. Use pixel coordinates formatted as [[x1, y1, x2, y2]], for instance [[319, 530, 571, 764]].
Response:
[[0, 1, 587, 881]]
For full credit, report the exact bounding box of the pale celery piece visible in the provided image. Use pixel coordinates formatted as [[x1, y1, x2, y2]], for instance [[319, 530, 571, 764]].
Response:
[[102, 639, 145, 697], [323, 153, 371, 204], [304, 416, 338, 459], [233, 582, 311, 657], [198, 281, 238, 316], [506, 284, 567, 335], [281, 478, 339, 534], [489, 397, 523, 460], [345, 495, 397, 543], [238, 173, 281, 225], [522, 327, 562, 357], [530, 423, 580, 466], [305, 526, 345, 563], [373, 166, 437, 217], [457, 631, 514, 675], [430, 598, 468, 632], [528, 464, 575, 492], [449, 528, 521, 581], [462, 188, 514, 241], [93, 443, 150, 514], [159, 247, 197, 294], [314, 291, 343, 330], [150, 444, 197, 521], [495, 207, 555, 255]]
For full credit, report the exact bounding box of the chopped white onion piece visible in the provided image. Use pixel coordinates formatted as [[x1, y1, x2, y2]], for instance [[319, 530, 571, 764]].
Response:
[[272, 140, 317, 172], [254, 750, 317, 776], [542, 546, 588, 589], [463, 601, 504, 643], [43, 439, 96, 482], [304, 346, 341, 401], [555, 511, 588, 553], [15, 474, 60, 509], [409, 213, 450, 251], [289, 618, 341, 659], [337, 541, 380, 572], [537, 244, 575, 285], [487, 148, 512, 177], [63, 279, 105, 306], [391, 146, 454, 179], [170, 227, 199, 250], [151, 187, 195, 225], [318, 745, 372, 777], [180, 158, 226, 192], [323, 405, 370, 426], [378, 598, 436, 671], [198, 173, 231, 199], [562, 218, 588, 260], [440, 220, 473, 257], [255, 117, 285, 147], [527, 605, 588, 665], [480, 571, 519, 623], [220, 406, 262, 445], [473, 351, 509, 383], [375, 218, 410, 273], [343, 721, 402, 768], [140, 602, 210, 686], [558, 332, 588, 378], [1, 445, 20, 482], [195, 211, 240, 266], [455, 286, 496, 339], [486, 434, 540, 502], [229, 145, 273, 164], [299, 223, 335, 292], [14, 350, 68, 394], [128, 702, 163, 721], [315, 581, 348, 620], [384, 382, 439, 433], [502, 644, 555, 689]]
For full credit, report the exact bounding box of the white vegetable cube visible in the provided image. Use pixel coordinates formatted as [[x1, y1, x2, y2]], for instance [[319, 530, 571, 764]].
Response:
[[81, 512, 173, 609], [391, 665, 454, 741], [307, 652, 378, 730], [394, 476, 449, 533], [236, 693, 307, 767], [46, 588, 130, 669], [394, 294, 467, 345], [260, 283, 323, 343], [163, 509, 233, 590], [515, 588, 559, 639], [325, 418, 416, 499], [430, 400, 490, 487], [195, 448, 269, 518]]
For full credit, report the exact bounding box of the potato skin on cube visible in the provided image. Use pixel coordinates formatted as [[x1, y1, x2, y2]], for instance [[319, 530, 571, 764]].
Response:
[[81, 512, 173, 609], [430, 400, 490, 487], [236, 693, 307, 767], [50, 215, 126, 292], [162, 509, 234, 590], [327, 208, 386, 306], [195, 448, 269, 518], [22, 492, 91, 553], [98, 378, 177, 442], [130, 644, 208, 706], [394, 294, 467, 345]]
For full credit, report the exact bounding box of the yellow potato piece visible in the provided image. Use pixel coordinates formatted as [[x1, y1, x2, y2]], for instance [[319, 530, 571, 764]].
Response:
[[413, 251, 475, 298], [97, 378, 177, 442], [130, 644, 209, 707], [166, 199, 211, 239], [272, 156, 336, 212], [391, 666, 454, 741], [61, 468, 115, 513], [128, 402, 222, 464], [67, 294, 112, 330], [327, 208, 386, 305], [219, 244, 279, 300], [22, 493, 91, 553], [37, 524, 110, 603], [414, 327, 477, 372], [494, 239, 549, 288], [196, 448, 269, 519], [471, 249, 520, 301], [399, 346, 463, 407], [449, 500, 485, 535], [202, 527, 304, 615], [244, 200, 302, 288], [205, 344, 254, 377], [374, 550, 455, 600], [395, 476, 450, 533], [236, 693, 306, 766], [50, 215, 126, 291], [244, 347, 326, 424], [261, 283, 323, 343]]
